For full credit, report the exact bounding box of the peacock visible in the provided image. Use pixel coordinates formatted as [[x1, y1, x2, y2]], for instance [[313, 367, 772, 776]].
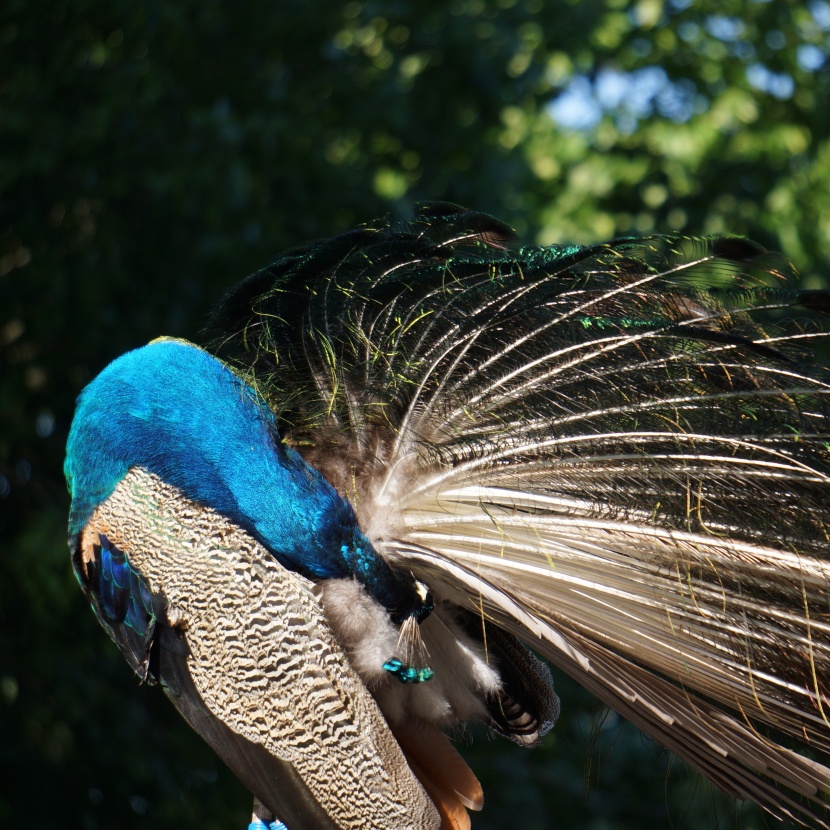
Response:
[[65, 203, 830, 829]]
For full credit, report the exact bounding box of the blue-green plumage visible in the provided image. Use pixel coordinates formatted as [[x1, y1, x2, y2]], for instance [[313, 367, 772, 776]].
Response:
[[96, 536, 154, 634], [65, 338, 427, 620]]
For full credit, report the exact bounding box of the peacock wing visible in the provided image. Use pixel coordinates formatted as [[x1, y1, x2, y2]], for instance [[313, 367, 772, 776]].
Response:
[[71, 465, 440, 830]]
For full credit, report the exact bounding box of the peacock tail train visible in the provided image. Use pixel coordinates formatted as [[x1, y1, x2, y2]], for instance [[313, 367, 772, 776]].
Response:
[[68, 203, 830, 828]]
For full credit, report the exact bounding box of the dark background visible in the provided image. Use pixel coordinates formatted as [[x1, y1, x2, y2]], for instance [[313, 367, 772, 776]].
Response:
[[3, 0, 829, 827]]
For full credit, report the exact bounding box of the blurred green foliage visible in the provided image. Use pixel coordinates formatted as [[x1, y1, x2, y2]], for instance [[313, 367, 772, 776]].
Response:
[[2, 0, 828, 827]]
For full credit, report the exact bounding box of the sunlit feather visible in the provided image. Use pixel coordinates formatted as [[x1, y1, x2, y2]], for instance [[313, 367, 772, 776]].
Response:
[[211, 204, 830, 827]]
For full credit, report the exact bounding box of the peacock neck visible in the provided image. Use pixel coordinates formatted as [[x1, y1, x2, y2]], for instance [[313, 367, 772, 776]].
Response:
[[64, 339, 428, 620]]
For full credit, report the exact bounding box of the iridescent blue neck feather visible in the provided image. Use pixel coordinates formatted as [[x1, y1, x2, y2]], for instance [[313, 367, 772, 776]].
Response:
[[65, 339, 424, 618]]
